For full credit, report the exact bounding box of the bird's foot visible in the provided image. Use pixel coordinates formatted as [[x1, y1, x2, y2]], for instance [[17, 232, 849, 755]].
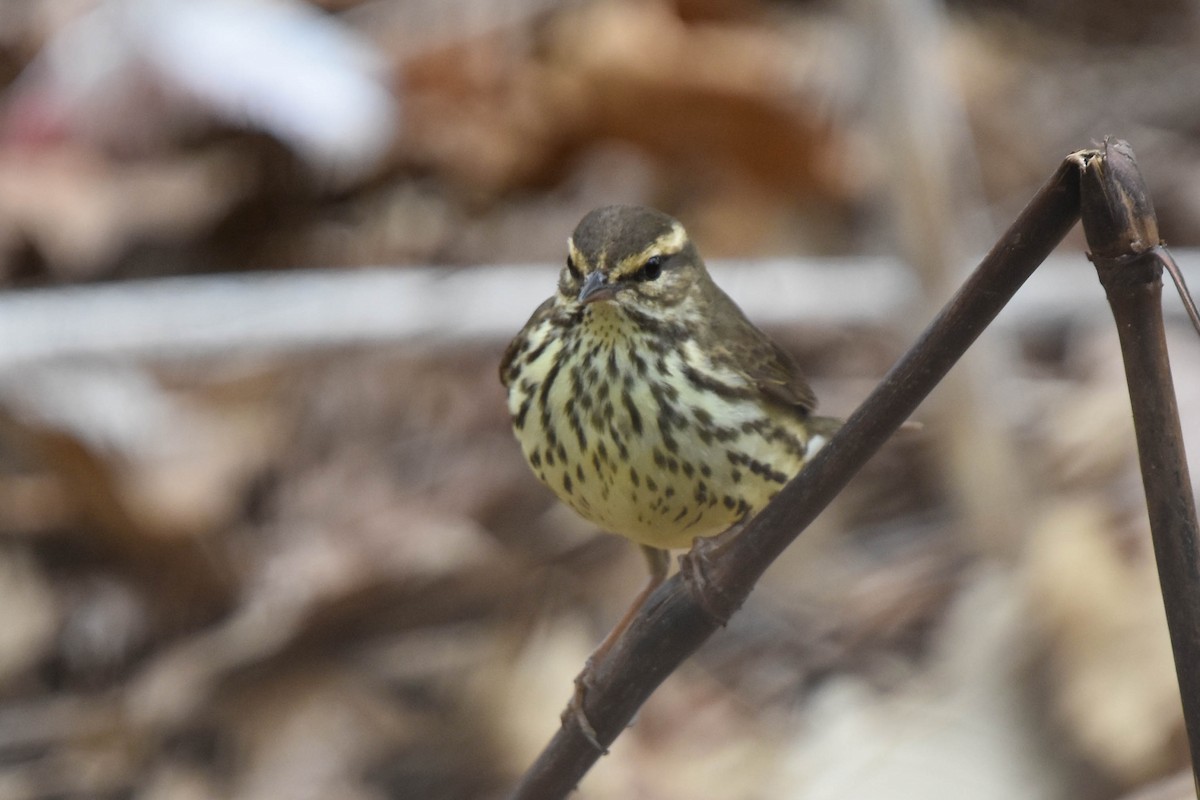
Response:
[[679, 524, 743, 626]]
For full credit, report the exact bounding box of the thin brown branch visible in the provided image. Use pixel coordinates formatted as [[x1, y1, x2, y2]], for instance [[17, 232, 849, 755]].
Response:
[[1079, 138, 1200, 785]]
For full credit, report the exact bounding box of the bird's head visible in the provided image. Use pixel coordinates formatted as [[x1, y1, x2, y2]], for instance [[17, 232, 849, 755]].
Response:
[[557, 205, 711, 319]]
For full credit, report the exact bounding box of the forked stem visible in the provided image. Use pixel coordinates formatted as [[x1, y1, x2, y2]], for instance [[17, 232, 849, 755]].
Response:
[[509, 142, 1200, 798]]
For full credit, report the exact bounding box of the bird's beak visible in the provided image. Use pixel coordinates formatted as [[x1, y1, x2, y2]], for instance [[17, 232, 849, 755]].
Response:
[[577, 271, 618, 304]]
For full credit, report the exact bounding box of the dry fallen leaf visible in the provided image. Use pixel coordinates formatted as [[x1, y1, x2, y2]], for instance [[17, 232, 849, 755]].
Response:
[[1023, 500, 1185, 786]]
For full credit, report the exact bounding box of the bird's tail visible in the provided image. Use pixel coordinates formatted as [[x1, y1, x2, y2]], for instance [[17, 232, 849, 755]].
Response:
[[806, 415, 842, 455]]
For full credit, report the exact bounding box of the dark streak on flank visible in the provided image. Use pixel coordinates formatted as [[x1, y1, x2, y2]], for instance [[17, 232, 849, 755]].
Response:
[[514, 395, 533, 430], [523, 339, 551, 366], [537, 359, 564, 427], [621, 391, 643, 436], [682, 363, 753, 402]]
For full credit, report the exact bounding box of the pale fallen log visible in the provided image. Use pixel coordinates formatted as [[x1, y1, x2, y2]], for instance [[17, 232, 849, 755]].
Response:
[[0, 253, 1195, 368]]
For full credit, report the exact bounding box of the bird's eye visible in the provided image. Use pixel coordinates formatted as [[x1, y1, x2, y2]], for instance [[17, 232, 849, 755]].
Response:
[[567, 256, 582, 280], [638, 255, 665, 282]]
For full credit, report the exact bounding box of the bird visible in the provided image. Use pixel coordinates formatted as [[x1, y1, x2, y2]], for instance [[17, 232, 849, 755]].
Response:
[[500, 205, 837, 743]]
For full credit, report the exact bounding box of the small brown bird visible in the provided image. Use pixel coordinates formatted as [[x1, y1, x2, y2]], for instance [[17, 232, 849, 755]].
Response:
[[500, 206, 836, 735]]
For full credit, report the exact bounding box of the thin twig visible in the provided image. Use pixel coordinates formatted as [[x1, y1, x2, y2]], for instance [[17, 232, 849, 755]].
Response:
[[1158, 247, 1200, 335]]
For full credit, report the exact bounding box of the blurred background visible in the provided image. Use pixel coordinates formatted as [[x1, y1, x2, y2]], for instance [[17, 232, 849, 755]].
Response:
[[1, 0, 1199, 798]]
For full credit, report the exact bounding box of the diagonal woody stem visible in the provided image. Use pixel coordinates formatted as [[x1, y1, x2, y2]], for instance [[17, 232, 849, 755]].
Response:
[[509, 142, 1200, 798]]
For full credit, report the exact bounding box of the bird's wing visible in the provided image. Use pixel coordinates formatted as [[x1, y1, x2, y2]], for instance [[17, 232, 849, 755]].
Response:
[[707, 285, 816, 415], [739, 329, 817, 415]]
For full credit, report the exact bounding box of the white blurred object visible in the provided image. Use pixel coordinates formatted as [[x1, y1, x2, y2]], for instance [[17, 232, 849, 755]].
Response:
[[4, 0, 398, 185], [0, 252, 1198, 368]]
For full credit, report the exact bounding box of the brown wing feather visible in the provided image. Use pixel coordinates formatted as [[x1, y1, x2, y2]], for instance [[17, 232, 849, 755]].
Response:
[[706, 284, 816, 415], [747, 335, 817, 414], [499, 296, 555, 387]]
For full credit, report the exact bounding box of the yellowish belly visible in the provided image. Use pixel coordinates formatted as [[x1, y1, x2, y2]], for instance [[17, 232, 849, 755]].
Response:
[[506, 317, 813, 550]]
